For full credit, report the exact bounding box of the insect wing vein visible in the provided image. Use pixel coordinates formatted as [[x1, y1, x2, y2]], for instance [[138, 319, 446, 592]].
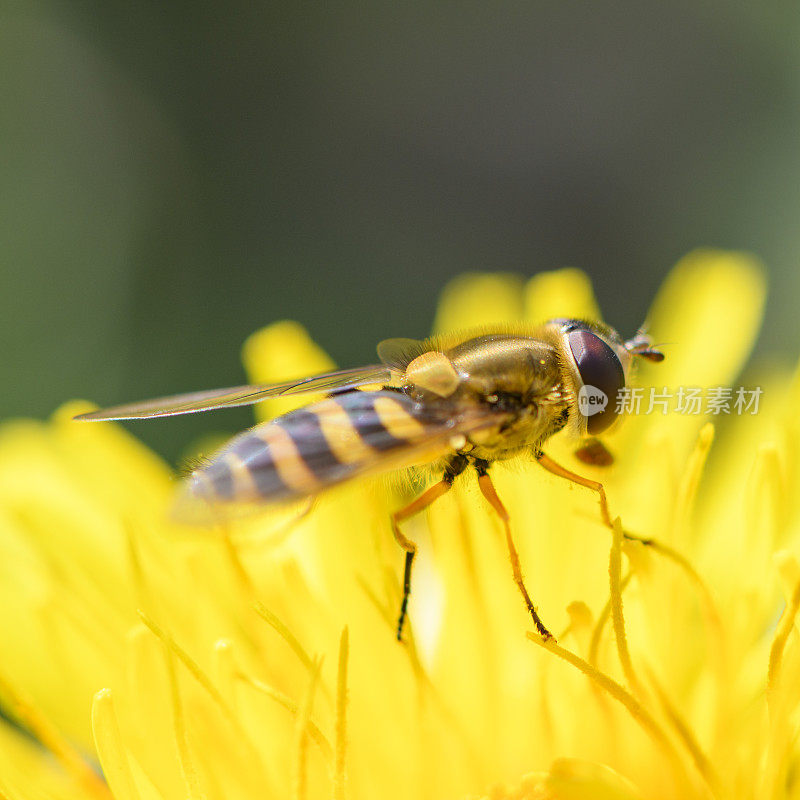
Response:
[[73, 365, 392, 421]]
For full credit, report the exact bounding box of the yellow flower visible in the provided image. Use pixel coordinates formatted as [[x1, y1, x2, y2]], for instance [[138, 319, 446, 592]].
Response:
[[0, 249, 796, 800]]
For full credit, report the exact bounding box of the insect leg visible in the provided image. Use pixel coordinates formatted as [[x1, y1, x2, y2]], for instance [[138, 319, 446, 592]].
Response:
[[573, 438, 614, 468], [536, 452, 651, 545], [391, 455, 468, 641], [474, 460, 554, 641]]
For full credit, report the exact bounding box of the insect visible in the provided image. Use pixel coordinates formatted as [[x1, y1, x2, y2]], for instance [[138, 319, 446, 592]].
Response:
[[75, 319, 664, 641]]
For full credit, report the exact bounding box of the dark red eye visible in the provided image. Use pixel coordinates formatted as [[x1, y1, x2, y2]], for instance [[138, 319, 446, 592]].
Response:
[[567, 329, 625, 434]]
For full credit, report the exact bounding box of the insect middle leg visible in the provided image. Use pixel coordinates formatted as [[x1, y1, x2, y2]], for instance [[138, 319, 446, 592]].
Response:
[[474, 459, 554, 641], [391, 454, 468, 641]]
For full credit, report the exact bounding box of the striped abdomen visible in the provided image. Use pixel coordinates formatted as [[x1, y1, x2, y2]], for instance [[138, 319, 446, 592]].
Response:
[[184, 389, 450, 506]]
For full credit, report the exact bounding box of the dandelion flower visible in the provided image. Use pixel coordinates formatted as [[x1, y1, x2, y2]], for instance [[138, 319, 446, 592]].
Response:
[[1, 249, 796, 800]]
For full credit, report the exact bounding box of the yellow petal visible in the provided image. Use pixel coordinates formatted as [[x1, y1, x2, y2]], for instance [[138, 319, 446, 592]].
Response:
[[641, 249, 766, 389], [92, 689, 140, 800], [610, 249, 766, 468], [544, 758, 645, 800], [1, 256, 795, 800], [524, 267, 601, 323], [0, 719, 98, 800], [433, 273, 525, 333], [242, 321, 336, 421]]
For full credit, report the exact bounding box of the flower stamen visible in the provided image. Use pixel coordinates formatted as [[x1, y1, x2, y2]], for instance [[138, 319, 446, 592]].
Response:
[[91, 689, 136, 800], [254, 602, 317, 676], [334, 627, 349, 800], [164, 643, 205, 800], [645, 668, 720, 794], [138, 611, 270, 784], [527, 633, 692, 796], [239, 674, 333, 761], [588, 570, 633, 667], [609, 517, 644, 700], [767, 576, 800, 711], [292, 656, 322, 800], [673, 423, 715, 541]]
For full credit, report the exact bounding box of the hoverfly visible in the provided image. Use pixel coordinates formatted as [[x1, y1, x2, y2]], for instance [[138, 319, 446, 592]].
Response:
[[75, 319, 663, 641]]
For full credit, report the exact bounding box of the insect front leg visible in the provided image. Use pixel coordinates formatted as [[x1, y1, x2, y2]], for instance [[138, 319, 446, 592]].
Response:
[[474, 459, 554, 641], [573, 438, 614, 468], [536, 452, 651, 546], [391, 454, 468, 642]]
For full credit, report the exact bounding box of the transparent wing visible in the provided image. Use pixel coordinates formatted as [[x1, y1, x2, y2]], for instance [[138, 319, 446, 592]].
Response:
[[74, 365, 393, 421], [376, 337, 430, 369]]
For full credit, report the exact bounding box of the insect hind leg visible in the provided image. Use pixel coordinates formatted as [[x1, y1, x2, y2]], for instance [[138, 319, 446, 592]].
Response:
[[391, 454, 468, 641], [474, 460, 554, 641]]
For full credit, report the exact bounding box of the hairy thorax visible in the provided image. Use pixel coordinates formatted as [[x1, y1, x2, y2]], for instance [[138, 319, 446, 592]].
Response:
[[404, 334, 572, 466]]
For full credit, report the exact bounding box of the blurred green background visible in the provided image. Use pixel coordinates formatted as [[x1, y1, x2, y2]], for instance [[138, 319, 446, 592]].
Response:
[[2, 2, 798, 463]]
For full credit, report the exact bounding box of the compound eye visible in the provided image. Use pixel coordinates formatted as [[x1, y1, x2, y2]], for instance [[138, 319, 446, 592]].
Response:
[[567, 329, 625, 434]]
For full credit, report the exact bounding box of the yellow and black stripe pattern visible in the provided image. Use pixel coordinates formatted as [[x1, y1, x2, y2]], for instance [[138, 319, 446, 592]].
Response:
[[186, 390, 439, 504]]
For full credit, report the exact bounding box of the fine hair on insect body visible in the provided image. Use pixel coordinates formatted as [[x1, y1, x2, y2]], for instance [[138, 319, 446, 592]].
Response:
[[75, 318, 664, 641]]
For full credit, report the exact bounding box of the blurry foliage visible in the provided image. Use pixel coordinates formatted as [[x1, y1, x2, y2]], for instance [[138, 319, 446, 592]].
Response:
[[2, 1, 799, 462]]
